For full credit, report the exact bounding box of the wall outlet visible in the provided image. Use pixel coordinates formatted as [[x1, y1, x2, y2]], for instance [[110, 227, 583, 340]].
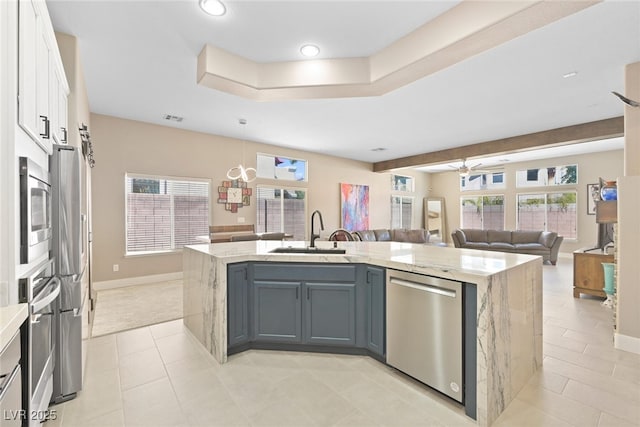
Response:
[[113, 264, 119, 272], [237, 217, 245, 223]]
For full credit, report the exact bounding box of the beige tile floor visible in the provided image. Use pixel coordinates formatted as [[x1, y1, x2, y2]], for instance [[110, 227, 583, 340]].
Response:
[[45, 259, 640, 427]]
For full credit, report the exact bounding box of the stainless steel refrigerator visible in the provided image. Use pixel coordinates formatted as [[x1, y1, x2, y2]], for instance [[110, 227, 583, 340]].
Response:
[[50, 144, 83, 403]]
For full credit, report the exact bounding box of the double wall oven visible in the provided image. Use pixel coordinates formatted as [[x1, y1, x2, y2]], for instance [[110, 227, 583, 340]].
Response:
[[19, 259, 60, 426]]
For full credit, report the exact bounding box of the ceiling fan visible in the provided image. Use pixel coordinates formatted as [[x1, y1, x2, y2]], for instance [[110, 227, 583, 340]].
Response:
[[450, 159, 486, 177]]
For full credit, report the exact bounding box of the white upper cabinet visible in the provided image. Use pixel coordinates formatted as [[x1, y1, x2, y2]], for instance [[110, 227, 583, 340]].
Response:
[[18, 0, 39, 145], [50, 61, 68, 144], [18, 0, 69, 154]]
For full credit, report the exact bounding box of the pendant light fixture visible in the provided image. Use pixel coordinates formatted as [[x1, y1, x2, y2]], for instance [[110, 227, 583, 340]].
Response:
[[226, 118, 256, 183], [199, 0, 226, 16]]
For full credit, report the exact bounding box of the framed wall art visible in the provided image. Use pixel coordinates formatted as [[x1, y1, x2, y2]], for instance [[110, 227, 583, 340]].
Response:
[[340, 183, 369, 231]]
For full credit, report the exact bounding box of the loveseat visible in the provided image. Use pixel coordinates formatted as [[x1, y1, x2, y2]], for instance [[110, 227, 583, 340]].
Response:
[[354, 229, 430, 244], [451, 229, 563, 265]]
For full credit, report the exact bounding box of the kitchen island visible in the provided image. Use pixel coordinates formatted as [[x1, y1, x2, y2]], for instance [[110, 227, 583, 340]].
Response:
[[183, 240, 542, 427]]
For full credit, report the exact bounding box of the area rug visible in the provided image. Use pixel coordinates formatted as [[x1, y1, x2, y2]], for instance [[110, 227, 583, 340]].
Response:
[[91, 280, 183, 337]]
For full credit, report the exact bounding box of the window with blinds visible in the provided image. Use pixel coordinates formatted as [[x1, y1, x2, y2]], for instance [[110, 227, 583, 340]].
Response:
[[125, 174, 210, 254], [256, 187, 306, 240]]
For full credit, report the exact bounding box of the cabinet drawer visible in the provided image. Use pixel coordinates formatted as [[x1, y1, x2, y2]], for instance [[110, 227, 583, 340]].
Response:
[[253, 263, 357, 282], [0, 331, 21, 378]]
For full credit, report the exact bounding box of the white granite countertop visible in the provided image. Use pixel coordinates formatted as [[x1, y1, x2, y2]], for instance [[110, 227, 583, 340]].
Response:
[[185, 240, 539, 282], [0, 303, 28, 351], [184, 240, 543, 427]]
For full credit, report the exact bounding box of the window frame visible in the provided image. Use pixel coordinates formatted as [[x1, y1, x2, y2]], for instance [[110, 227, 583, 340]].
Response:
[[459, 194, 506, 230], [255, 185, 308, 240], [256, 153, 308, 182], [460, 172, 505, 191], [390, 195, 414, 229], [516, 191, 578, 239], [515, 164, 578, 188], [124, 173, 211, 256], [391, 174, 414, 192]]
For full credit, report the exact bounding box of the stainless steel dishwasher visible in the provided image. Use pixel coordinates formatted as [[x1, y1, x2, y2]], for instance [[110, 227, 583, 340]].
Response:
[[386, 269, 463, 402]]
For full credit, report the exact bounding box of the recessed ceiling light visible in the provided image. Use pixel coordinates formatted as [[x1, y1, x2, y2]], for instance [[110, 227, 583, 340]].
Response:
[[200, 0, 226, 16], [562, 71, 578, 78], [300, 44, 320, 58]]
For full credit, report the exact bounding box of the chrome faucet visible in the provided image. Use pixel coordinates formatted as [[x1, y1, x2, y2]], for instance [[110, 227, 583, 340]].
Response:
[[310, 210, 324, 248]]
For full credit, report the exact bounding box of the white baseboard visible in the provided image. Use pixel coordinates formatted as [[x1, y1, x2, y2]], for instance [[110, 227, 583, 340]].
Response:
[[614, 332, 640, 355], [94, 272, 183, 291]]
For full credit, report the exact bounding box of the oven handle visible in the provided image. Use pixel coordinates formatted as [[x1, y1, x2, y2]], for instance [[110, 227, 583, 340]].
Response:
[[31, 277, 61, 314], [31, 312, 53, 324]]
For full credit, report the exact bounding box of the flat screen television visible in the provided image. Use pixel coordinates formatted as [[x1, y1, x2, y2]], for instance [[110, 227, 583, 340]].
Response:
[[597, 223, 615, 251]]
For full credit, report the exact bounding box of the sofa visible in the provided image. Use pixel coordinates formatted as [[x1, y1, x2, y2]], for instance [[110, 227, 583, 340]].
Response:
[[354, 229, 430, 244], [451, 229, 563, 265]]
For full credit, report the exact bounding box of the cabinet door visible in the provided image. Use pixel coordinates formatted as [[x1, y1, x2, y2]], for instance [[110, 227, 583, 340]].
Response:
[[18, 0, 39, 142], [51, 66, 68, 144], [254, 281, 302, 343], [35, 14, 51, 142], [18, 0, 53, 153], [366, 266, 385, 356], [304, 283, 356, 346], [57, 77, 68, 144], [227, 264, 249, 347]]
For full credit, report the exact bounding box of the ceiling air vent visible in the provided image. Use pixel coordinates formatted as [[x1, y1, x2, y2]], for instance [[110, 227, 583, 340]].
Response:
[[163, 114, 184, 123]]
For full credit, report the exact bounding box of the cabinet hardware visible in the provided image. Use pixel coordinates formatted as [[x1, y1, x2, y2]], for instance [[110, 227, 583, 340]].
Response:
[[307, 288, 310, 299], [61, 127, 67, 144], [39, 115, 50, 139], [367, 271, 371, 283], [295, 287, 298, 299]]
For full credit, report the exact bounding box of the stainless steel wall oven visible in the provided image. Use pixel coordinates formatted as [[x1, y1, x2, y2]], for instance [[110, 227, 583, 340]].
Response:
[[19, 157, 52, 264], [19, 259, 60, 426]]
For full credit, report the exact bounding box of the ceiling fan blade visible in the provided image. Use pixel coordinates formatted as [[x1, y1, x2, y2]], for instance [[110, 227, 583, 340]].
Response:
[[612, 91, 640, 107]]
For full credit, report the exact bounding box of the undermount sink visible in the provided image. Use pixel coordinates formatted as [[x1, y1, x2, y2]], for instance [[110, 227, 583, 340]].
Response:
[[269, 247, 347, 255]]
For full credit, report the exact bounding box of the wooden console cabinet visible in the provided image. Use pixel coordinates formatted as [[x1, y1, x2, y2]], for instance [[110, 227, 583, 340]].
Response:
[[573, 249, 613, 298]]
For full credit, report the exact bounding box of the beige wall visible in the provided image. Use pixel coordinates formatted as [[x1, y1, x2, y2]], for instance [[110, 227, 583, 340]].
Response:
[[90, 114, 429, 282], [429, 149, 624, 253]]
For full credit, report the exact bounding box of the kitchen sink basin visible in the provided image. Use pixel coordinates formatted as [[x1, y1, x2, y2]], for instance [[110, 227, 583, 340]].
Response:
[[269, 247, 346, 255]]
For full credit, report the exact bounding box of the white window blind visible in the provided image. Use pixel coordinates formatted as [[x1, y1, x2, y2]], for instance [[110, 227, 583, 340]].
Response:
[[125, 174, 210, 254]]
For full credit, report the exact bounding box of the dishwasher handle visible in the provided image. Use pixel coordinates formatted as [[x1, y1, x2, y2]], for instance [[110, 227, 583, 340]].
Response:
[[389, 277, 457, 298]]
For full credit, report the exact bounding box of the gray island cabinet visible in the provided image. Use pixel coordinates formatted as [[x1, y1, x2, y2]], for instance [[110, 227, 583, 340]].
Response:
[[227, 263, 384, 357], [184, 240, 542, 427]]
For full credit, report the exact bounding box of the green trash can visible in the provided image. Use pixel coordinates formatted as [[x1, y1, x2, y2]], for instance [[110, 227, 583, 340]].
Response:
[[602, 262, 616, 295]]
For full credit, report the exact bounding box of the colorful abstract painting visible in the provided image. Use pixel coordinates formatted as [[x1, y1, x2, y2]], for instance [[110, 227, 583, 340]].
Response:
[[340, 183, 369, 231]]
